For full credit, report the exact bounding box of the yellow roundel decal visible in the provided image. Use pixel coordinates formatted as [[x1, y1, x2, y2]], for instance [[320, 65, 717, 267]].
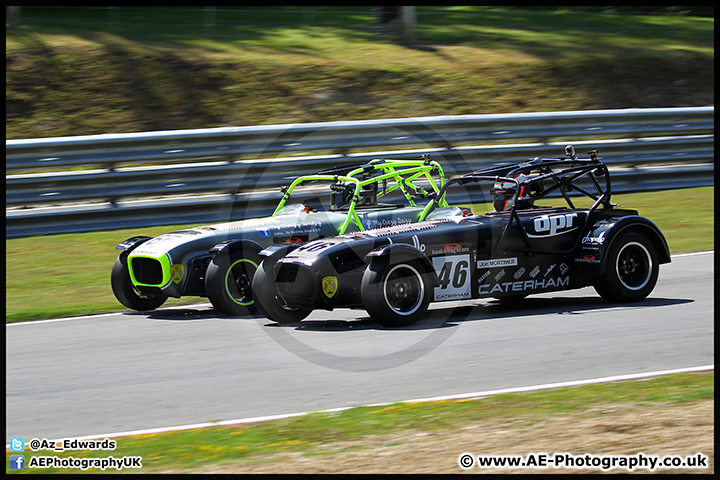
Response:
[[170, 264, 185, 284], [322, 276, 338, 298]]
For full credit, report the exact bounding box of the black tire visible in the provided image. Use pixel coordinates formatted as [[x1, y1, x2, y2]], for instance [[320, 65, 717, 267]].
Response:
[[594, 231, 659, 303], [361, 259, 432, 327], [251, 257, 312, 324], [205, 248, 260, 316], [111, 253, 168, 311]]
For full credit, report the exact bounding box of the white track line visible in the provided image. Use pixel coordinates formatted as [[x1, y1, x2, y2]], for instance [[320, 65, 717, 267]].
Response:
[[10, 364, 712, 446], [671, 250, 715, 258], [5, 303, 214, 326]]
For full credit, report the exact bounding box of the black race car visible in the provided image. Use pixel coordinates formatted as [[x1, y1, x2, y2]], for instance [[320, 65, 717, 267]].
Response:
[[252, 146, 671, 327]]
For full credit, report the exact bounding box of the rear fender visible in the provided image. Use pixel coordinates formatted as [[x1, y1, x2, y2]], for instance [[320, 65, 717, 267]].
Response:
[[582, 216, 671, 275], [365, 243, 439, 287]]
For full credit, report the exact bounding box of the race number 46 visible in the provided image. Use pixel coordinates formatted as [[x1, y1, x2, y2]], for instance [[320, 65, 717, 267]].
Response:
[[433, 255, 471, 301]]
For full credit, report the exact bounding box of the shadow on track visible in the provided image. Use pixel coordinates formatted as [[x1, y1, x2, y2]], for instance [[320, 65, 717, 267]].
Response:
[[261, 295, 694, 332], [131, 295, 692, 329], [131, 306, 256, 321]]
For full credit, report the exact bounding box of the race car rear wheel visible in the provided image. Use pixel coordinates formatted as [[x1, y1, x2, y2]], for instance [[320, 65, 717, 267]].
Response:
[[111, 252, 168, 311], [594, 231, 659, 303], [251, 257, 312, 324], [206, 248, 260, 316], [361, 259, 432, 327]]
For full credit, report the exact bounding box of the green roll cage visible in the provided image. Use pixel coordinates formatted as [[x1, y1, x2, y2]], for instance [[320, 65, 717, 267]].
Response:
[[272, 157, 448, 235]]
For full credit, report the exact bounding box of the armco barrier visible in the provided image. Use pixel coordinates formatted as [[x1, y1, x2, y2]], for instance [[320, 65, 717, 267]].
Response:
[[6, 107, 714, 237]]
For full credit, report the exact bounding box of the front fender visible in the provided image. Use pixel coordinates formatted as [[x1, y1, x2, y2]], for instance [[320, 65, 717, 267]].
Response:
[[209, 238, 263, 256], [116, 236, 153, 253], [366, 243, 439, 286], [259, 243, 302, 261]]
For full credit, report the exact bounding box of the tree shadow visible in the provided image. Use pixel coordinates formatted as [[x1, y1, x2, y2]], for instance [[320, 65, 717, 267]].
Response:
[[8, 11, 713, 139]]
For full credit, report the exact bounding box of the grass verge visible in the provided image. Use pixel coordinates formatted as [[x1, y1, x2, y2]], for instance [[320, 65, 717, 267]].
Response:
[[5, 370, 713, 474], [5, 186, 713, 323]]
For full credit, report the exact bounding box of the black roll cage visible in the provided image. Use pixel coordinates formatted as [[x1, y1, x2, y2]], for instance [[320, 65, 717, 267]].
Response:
[[425, 148, 613, 256]]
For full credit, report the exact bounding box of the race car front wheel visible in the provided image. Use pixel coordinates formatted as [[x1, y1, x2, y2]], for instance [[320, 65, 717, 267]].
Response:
[[361, 259, 432, 327], [111, 253, 168, 311], [251, 257, 312, 324], [594, 231, 659, 303], [205, 248, 260, 316]]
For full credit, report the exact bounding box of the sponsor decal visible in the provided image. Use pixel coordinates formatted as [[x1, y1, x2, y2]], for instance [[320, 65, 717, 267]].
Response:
[[412, 234, 426, 252], [528, 213, 579, 237], [170, 264, 184, 284], [322, 276, 338, 298], [431, 243, 470, 255], [529, 265, 541, 278], [282, 236, 305, 245], [582, 230, 607, 245], [544, 264, 556, 277], [257, 227, 272, 238], [514, 267, 526, 279], [275, 222, 322, 237], [479, 276, 570, 295], [477, 257, 518, 269], [575, 255, 601, 263], [362, 217, 415, 230]]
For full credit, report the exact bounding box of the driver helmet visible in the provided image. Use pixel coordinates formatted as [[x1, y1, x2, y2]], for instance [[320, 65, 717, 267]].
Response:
[[492, 174, 544, 211], [492, 174, 526, 211], [517, 176, 543, 209]]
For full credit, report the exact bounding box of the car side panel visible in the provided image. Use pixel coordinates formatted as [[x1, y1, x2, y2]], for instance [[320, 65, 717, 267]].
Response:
[[354, 206, 426, 231], [474, 252, 574, 298]]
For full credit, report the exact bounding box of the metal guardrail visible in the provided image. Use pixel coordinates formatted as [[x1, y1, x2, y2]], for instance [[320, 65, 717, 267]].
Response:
[[6, 107, 714, 238]]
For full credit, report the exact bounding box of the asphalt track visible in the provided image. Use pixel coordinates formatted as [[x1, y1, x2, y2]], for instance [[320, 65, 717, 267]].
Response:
[[6, 251, 714, 441]]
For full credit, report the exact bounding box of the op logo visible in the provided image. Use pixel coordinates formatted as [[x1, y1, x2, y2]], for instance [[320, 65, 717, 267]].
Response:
[[529, 213, 579, 237], [322, 276, 338, 298]]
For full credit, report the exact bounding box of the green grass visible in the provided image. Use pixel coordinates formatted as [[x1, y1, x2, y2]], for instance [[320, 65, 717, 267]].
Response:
[[4, 187, 713, 323], [6, 7, 714, 139], [6, 370, 713, 474]]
